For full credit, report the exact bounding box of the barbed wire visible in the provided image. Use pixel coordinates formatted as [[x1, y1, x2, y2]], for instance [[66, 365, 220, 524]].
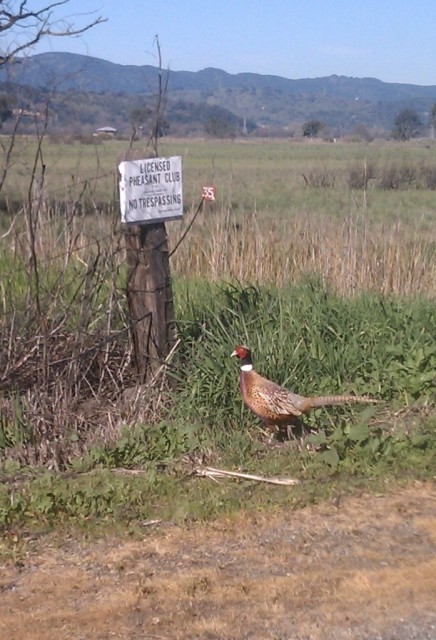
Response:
[[0, 231, 125, 281], [0, 195, 201, 282]]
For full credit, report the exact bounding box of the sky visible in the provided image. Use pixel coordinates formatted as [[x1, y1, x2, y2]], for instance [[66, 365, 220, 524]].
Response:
[[24, 0, 436, 86]]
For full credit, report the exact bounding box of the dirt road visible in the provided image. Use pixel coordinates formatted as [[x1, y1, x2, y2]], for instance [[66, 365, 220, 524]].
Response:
[[1, 482, 435, 640]]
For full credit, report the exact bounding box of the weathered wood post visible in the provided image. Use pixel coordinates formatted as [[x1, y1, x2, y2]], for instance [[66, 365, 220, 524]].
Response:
[[124, 222, 176, 380], [119, 155, 182, 382]]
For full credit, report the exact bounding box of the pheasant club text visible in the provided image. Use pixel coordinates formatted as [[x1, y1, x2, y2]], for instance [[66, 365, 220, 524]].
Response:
[[128, 170, 181, 187]]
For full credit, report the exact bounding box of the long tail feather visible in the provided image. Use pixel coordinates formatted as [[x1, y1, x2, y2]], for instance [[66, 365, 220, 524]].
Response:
[[305, 394, 378, 410]]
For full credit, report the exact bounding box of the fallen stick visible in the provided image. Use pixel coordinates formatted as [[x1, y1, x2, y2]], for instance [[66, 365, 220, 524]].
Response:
[[194, 465, 299, 486]]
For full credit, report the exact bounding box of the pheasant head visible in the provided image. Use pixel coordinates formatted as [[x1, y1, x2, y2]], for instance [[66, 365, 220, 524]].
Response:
[[231, 345, 253, 370]]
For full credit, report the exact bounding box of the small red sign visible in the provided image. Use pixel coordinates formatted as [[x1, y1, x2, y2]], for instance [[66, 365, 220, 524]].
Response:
[[202, 186, 216, 202]]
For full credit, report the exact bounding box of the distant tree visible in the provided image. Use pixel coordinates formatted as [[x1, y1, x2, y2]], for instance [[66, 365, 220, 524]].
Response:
[[156, 117, 170, 137], [130, 106, 151, 139], [205, 116, 236, 138], [243, 116, 257, 134], [352, 123, 373, 142], [0, 94, 13, 128], [0, 1, 106, 66], [129, 106, 169, 139], [131, 107, 151, 126], [392, 108, 422, 141], [302, 119, 324, 138]]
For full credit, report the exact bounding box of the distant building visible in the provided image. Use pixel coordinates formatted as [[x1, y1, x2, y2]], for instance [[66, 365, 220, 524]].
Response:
[[12, 108, 41, 118], [94, 126, 117, 137]]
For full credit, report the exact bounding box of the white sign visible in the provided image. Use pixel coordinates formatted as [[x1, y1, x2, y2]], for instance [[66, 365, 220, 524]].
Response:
[[119, 156, 183, 224]]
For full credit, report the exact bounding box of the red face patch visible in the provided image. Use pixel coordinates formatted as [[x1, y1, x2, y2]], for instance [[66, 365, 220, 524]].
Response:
[[232, 345, 249, 359]]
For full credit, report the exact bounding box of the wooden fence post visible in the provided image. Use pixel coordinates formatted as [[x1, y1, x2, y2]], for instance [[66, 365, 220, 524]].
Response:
[[124, 221, 176, 382]]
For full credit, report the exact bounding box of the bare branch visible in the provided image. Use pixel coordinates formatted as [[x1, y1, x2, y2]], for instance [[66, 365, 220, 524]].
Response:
[[0, 1, 106, 65], [194, 466, 300, 486], [147, 34, 170, 157], [0, 107, 23, 192]]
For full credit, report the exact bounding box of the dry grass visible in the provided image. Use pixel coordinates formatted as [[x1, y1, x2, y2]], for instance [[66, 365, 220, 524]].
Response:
[[170, 207, 436, 296], [4, 202, 435, 298]]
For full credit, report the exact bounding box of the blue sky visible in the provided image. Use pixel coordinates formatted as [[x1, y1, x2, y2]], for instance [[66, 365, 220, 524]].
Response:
[[29, 0, 436, 85]]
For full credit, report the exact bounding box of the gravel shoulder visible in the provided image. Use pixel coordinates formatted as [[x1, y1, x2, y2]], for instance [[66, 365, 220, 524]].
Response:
[[1, 482, 436, 640]]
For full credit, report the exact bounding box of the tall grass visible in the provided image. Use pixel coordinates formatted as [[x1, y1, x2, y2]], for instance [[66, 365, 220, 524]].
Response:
[[170, 208, 436, 296]]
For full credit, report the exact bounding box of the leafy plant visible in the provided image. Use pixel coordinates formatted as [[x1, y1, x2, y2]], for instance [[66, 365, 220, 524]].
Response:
[[83, 421, 202, 469], [307, 410, 436, 474]]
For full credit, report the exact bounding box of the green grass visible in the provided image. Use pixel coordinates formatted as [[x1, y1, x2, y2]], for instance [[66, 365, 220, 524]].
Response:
[[172, 281, 436, 421], [2, 137, 436, 227], [1, 419, 434, 534]]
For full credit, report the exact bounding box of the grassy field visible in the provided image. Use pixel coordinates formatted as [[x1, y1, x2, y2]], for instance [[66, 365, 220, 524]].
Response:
[[3, 136, 436, 222], [0, 136, 435, 533], [2, 136, 436, 294]]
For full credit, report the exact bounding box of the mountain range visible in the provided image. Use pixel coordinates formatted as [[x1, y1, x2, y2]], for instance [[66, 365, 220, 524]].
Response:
[[1, 52, 436, 136]]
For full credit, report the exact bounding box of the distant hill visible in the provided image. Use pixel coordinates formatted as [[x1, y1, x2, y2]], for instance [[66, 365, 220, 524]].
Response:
[[1, 52, 436, 136]]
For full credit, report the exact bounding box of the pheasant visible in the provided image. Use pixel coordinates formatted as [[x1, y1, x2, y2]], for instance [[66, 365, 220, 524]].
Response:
[[231, 345, 377, 433]]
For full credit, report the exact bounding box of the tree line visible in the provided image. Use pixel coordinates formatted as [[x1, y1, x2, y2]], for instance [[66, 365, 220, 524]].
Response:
[[302, 106, 436, 141]]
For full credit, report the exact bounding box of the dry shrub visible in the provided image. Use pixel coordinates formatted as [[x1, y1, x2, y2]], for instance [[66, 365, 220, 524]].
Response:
[[347, 161, 376, 190], [0, 320, 171, 468], [301, 170, 336, 188], [378, 162, 417, 190], [79, 134, 104, 145], [0, 301, 132, 468], [0, 201, 166, 467], [420, 163, 436, 190], [347, 159, 436, 191], [48, 133, 76, 145]]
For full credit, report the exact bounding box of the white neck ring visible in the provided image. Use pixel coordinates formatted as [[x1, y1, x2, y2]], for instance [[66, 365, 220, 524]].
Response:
[[240, 364, 253, 372]]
